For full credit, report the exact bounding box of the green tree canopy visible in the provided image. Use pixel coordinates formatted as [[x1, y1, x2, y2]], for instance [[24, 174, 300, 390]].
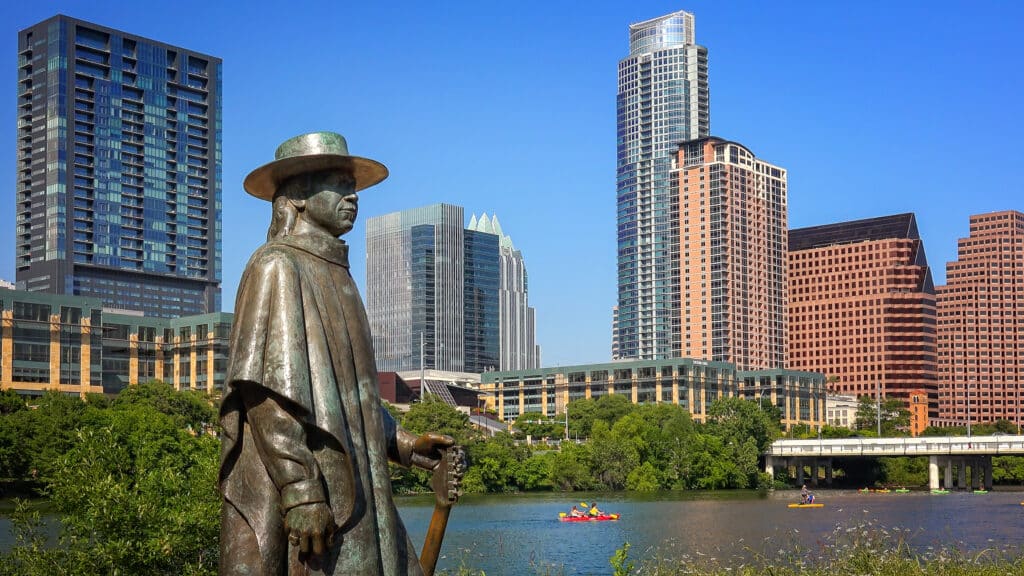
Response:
[[855, 396, 910, 436]]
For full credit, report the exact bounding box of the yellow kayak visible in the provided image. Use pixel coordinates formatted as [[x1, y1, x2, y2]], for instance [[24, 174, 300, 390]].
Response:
[[788, 503, 824, 508]]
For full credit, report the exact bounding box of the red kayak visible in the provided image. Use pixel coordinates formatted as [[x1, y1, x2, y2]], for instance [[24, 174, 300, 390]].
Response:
[[559, 514, 620, 522]]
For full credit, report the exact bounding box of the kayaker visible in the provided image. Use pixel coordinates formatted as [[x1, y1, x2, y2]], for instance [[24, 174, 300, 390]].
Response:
[[589, 502, 604, 517], [569, 506, 584, 518], [800, 485, 809, 504]]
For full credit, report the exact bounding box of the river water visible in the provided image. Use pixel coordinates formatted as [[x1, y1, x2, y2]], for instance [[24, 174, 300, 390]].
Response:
[[3, 489, 1023, 575], [399, 489, 1024, 575]]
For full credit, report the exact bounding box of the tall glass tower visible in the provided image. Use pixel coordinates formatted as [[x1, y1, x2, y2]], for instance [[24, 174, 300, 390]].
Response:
[[468, 213, 540, 371], [615, 10, 709, 359], [15, 16, 222, 317], [366, 203, 501, 374]]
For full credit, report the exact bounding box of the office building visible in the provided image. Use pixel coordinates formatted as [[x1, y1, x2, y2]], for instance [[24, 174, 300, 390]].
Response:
[[0, 288, 231, 397], [788, 213, 938, 421], [479, 358, 825, 431], [676, 137, 788, 370], [15, 16, 222, 317], [615, 10, 709, 360], [468, 213, 540, 370], [937, 211, 1024, 427], [368, 204, 515, 374]]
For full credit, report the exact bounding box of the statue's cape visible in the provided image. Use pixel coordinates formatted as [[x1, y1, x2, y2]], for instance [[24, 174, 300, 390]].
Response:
[[219, 233, 419, 575]]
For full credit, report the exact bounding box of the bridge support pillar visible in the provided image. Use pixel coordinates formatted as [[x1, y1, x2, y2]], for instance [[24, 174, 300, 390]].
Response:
[[811, 458, 819, 487], [984, 456, 993, 490], [929, 456, 940, 490], [944, 458, 953, 489], [958, 459, 967, 490], [825, 459, 833, 485], [796, 460, 804, 486]]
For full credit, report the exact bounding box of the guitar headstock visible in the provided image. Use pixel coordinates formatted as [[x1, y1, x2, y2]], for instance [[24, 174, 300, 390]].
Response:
[[430, 445, 466, 508]]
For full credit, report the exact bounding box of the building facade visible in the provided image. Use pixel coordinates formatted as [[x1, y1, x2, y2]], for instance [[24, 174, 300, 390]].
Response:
[[675, 137, 788, 370], [367, 204, 508, 374], [468, 214, 540, 370], [615, 10, 709, 360], [0, 288, 230, 397], [15, 16, 222, 317], [937, 211, 1024, 426], [788, 213, 939, 420], [479, 358, 825, 431]]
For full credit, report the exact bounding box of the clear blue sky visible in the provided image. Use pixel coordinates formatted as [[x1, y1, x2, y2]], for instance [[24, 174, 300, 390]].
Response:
[[2, 1, 1022, 366]]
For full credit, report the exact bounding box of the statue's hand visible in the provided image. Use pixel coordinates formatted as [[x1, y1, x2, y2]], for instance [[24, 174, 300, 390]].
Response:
[[285, 502, 334, 555], [410, 432, 455, 471]]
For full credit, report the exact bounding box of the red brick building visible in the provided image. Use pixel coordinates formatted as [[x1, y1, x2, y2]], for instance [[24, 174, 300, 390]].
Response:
[[788, 214, 938, 420], [937, 211, 1024, 427]]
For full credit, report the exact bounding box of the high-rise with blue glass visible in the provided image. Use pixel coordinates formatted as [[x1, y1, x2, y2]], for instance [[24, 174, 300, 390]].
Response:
[[15, 15, 222, 318], [366, 204, 534, 375], [615, 10, 708, 360]]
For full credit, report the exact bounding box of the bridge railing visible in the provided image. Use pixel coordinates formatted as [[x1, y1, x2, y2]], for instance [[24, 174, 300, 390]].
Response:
[[767, 435, 1024, 457]]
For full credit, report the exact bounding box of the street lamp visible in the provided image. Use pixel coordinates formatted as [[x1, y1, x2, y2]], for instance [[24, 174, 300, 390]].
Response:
[[876, 381, 882, 437], [966, 379, 972, 437]]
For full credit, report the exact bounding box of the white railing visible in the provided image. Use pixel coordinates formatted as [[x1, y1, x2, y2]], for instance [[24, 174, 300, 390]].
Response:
[[767, 435, 1024, 457]]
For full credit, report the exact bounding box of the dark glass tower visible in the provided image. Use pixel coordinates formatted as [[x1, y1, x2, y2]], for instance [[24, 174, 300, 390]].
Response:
[[15, 15, 222, 317], [366, 203, 503, 374]]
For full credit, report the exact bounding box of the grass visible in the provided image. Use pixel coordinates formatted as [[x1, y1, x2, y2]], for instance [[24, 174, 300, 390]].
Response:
[[624, 518, 1024, 575]]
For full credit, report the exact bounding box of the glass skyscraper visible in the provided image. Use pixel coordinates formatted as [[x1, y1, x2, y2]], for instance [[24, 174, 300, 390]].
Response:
[[615, 10, 709, 359], [367, 204, 499, 373], [15, 16, 222, 318], [468, 213, 540, 371]]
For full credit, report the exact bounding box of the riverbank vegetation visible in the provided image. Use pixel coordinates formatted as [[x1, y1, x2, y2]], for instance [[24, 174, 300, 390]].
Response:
[[2, 384, 1024, 573], [613, 519, 1024, 576]]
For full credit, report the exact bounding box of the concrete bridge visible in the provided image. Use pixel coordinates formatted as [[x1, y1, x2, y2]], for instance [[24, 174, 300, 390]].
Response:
[[765, 435, 1024, 491]]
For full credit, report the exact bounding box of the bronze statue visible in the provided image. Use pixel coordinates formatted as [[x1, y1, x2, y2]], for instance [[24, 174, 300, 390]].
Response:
[[219, 132, 460, 575]]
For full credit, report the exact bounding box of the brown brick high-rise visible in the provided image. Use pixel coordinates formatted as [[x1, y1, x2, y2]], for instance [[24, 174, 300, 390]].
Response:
[[937, 211, 1024, 428], [788, 214, 938, 422], [675, 137, 788, 370]]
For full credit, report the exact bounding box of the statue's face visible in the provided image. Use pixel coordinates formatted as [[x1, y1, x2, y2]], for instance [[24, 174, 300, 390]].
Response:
[[303, 171, 358, 237]]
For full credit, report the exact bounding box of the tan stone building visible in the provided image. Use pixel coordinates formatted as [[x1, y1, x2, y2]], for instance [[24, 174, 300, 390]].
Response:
[[674, 137, 788, 370], [1, 288, 231, 397], [937, 210, 1024, 427], [788, 213, 938, 421]]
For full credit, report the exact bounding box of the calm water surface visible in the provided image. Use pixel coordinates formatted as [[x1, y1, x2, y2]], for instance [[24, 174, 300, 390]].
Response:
[[398, 489, 1024, 575], [3, 490, 1023, 575]]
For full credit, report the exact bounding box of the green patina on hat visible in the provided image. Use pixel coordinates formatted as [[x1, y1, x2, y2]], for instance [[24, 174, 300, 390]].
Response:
[[243, 131, 389, 200]]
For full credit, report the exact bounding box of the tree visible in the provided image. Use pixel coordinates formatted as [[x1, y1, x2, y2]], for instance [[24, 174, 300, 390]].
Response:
[[401, 396, 475, 445], [566, 395, 635, 439], [1, 392, 220, 575], [511, 411, 564, 440], [0, 389, 26, 415], [706, 397, 781, 453], [589, 420, 639, 490], [855, 396, 909, 436], [113, 380, 216, 431], [548, 441, 596, 491]]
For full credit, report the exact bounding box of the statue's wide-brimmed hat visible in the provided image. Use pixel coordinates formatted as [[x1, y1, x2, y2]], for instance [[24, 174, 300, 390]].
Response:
[[243, 131, 389, 200]]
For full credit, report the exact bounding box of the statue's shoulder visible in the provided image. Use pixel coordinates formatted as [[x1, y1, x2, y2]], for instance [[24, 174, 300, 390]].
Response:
[[242, 240, 304, 278]]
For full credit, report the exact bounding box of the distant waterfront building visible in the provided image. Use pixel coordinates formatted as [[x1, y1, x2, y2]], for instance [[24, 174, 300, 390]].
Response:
[[15, 16, 222, 317], [615, 10, 709, 360], [825, 394, 859, 429], [937, 211, 1024, 426], [788, 213, 938, 421], [367, 204, 542, 374], [0, 280, 14, 290], [675, 137, 788, 370], [0, 288, 231, 397], [479, 358, 825, 431]]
